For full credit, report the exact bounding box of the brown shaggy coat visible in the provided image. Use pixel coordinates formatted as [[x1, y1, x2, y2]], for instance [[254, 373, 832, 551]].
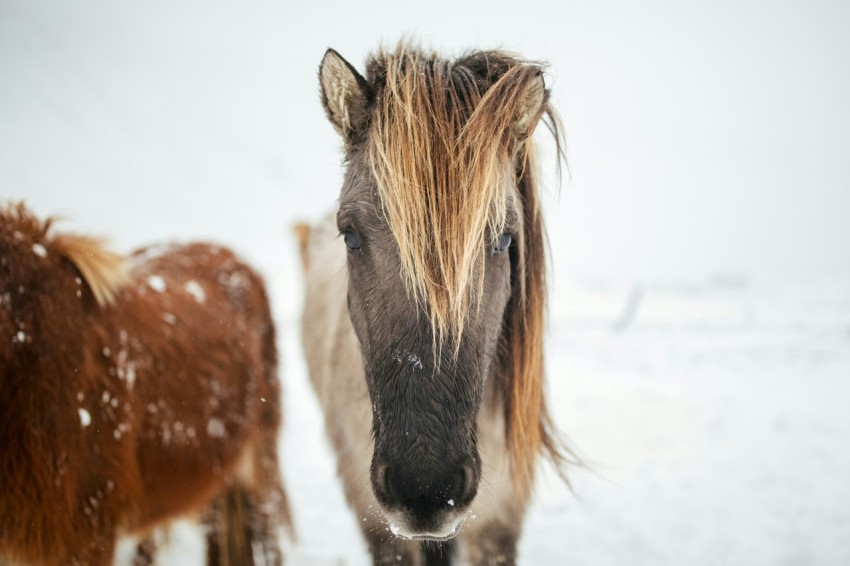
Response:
[[0, 203, 288, 565]]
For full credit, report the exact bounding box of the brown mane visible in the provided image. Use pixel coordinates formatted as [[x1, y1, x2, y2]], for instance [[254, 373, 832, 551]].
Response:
[[362, 45, 572, 494], [1, 202, 128, 306]]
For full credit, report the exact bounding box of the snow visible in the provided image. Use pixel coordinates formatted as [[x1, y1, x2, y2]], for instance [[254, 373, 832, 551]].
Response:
[[2, 2, 849, 565], [184, 280, 206, 303], [114, 272, 850, 566], [124, 364, 137, 389], [392, 350, 424, 371], [147, 275, 166, 293], [206, 418, 226, 439], [78, 408, 91, 427], [31, 243, 47, 257]]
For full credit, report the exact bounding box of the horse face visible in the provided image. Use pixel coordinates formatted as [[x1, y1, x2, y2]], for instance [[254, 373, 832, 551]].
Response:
[[337, 166, 517, 539], [320, 46, 551, 540]]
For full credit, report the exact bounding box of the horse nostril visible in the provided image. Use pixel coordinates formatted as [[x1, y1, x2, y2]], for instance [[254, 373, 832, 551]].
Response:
[[374, 457, 479, 513], [374, 462, 396, 504], [457, 458, 479, 505]]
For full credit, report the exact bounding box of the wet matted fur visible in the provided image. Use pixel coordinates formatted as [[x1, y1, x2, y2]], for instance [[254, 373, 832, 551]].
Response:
[[0, 203, 290, 565], [301, 43, 573, 565]]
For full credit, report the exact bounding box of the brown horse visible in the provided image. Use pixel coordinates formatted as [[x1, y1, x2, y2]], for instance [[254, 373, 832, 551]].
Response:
[[0, 203, 290, 565], [298, 44, 573, 565]]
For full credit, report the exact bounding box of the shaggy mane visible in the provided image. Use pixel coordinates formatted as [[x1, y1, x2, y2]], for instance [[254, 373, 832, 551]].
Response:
[[363, 45, 572, 493], [365, 45, 546, 342], [1, 202, 128, 306]]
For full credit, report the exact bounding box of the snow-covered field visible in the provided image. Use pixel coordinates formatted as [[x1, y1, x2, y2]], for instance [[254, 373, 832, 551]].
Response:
[[114, 275, 850, 565], [3, 1, 849, 564]]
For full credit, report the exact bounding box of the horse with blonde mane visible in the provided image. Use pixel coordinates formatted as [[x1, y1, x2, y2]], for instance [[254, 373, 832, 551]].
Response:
[[0, 203, 290, 565], [298, 44, 572, 565]]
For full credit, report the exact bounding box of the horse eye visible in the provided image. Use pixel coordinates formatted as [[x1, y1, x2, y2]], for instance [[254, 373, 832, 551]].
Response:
[[343, 230, 361, 252], [494, 233, 513, 254]]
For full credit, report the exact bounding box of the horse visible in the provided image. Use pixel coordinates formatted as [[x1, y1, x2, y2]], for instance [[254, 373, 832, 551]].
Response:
[[0, 203, 290, 565], [298, 44, 573, 565]]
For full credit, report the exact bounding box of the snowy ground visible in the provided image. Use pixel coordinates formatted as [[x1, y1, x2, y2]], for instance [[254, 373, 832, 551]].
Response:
[[3, 1, 850, 564], [110, 274, 850, 565]]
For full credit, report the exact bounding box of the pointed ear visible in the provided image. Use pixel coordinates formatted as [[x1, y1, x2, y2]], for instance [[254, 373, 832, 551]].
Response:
[[319, 48, 371, 144], [512, 72, 547, 142]]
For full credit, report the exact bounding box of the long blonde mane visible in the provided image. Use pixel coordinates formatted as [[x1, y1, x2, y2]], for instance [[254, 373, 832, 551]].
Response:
[[367, 46, 543, 341], [363, 46, 572, 492]]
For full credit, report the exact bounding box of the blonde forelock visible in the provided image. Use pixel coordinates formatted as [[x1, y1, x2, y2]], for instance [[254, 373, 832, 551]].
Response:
[[365, 45, 543, 347]]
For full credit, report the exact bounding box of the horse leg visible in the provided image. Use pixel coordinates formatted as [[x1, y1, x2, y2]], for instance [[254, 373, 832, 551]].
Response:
[[203, 495, 225, 566], [131, 536, 157, 566], [206, 489, 283, 566], [246, 489, 283, 566], [204, 485, 255, 566], [247, 430, 289, 565], [464, 523, 518, 566]]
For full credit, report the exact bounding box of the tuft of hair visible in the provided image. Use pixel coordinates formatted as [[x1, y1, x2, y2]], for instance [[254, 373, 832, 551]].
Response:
[[362, 44, 575, 492], [1, 202, 128, 307], [503, 149, 578, 496], [51, 233, 128, 306], [366, 45, 546, 345], [292, 222, 312, 272]]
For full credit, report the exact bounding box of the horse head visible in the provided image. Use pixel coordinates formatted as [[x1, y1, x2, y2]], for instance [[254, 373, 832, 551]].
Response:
[[318, 45, 561, 540]]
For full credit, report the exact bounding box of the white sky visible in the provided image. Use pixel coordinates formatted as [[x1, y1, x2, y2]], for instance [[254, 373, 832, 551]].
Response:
[[1, 0, 848, 280]]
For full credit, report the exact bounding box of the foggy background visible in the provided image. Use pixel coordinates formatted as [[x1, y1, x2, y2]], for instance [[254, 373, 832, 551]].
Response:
[[4, 0, 849, 280], [2, 1, 849, 564]]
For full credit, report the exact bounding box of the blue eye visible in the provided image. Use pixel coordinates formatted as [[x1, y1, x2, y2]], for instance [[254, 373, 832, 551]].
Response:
[[343, 230, 361, 252], [494, 233, 513, 254]]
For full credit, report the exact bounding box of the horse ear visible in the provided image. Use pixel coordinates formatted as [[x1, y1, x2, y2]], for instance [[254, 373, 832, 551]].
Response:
[[512, 72, 547, 142], [319, 48, 371, 144]]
